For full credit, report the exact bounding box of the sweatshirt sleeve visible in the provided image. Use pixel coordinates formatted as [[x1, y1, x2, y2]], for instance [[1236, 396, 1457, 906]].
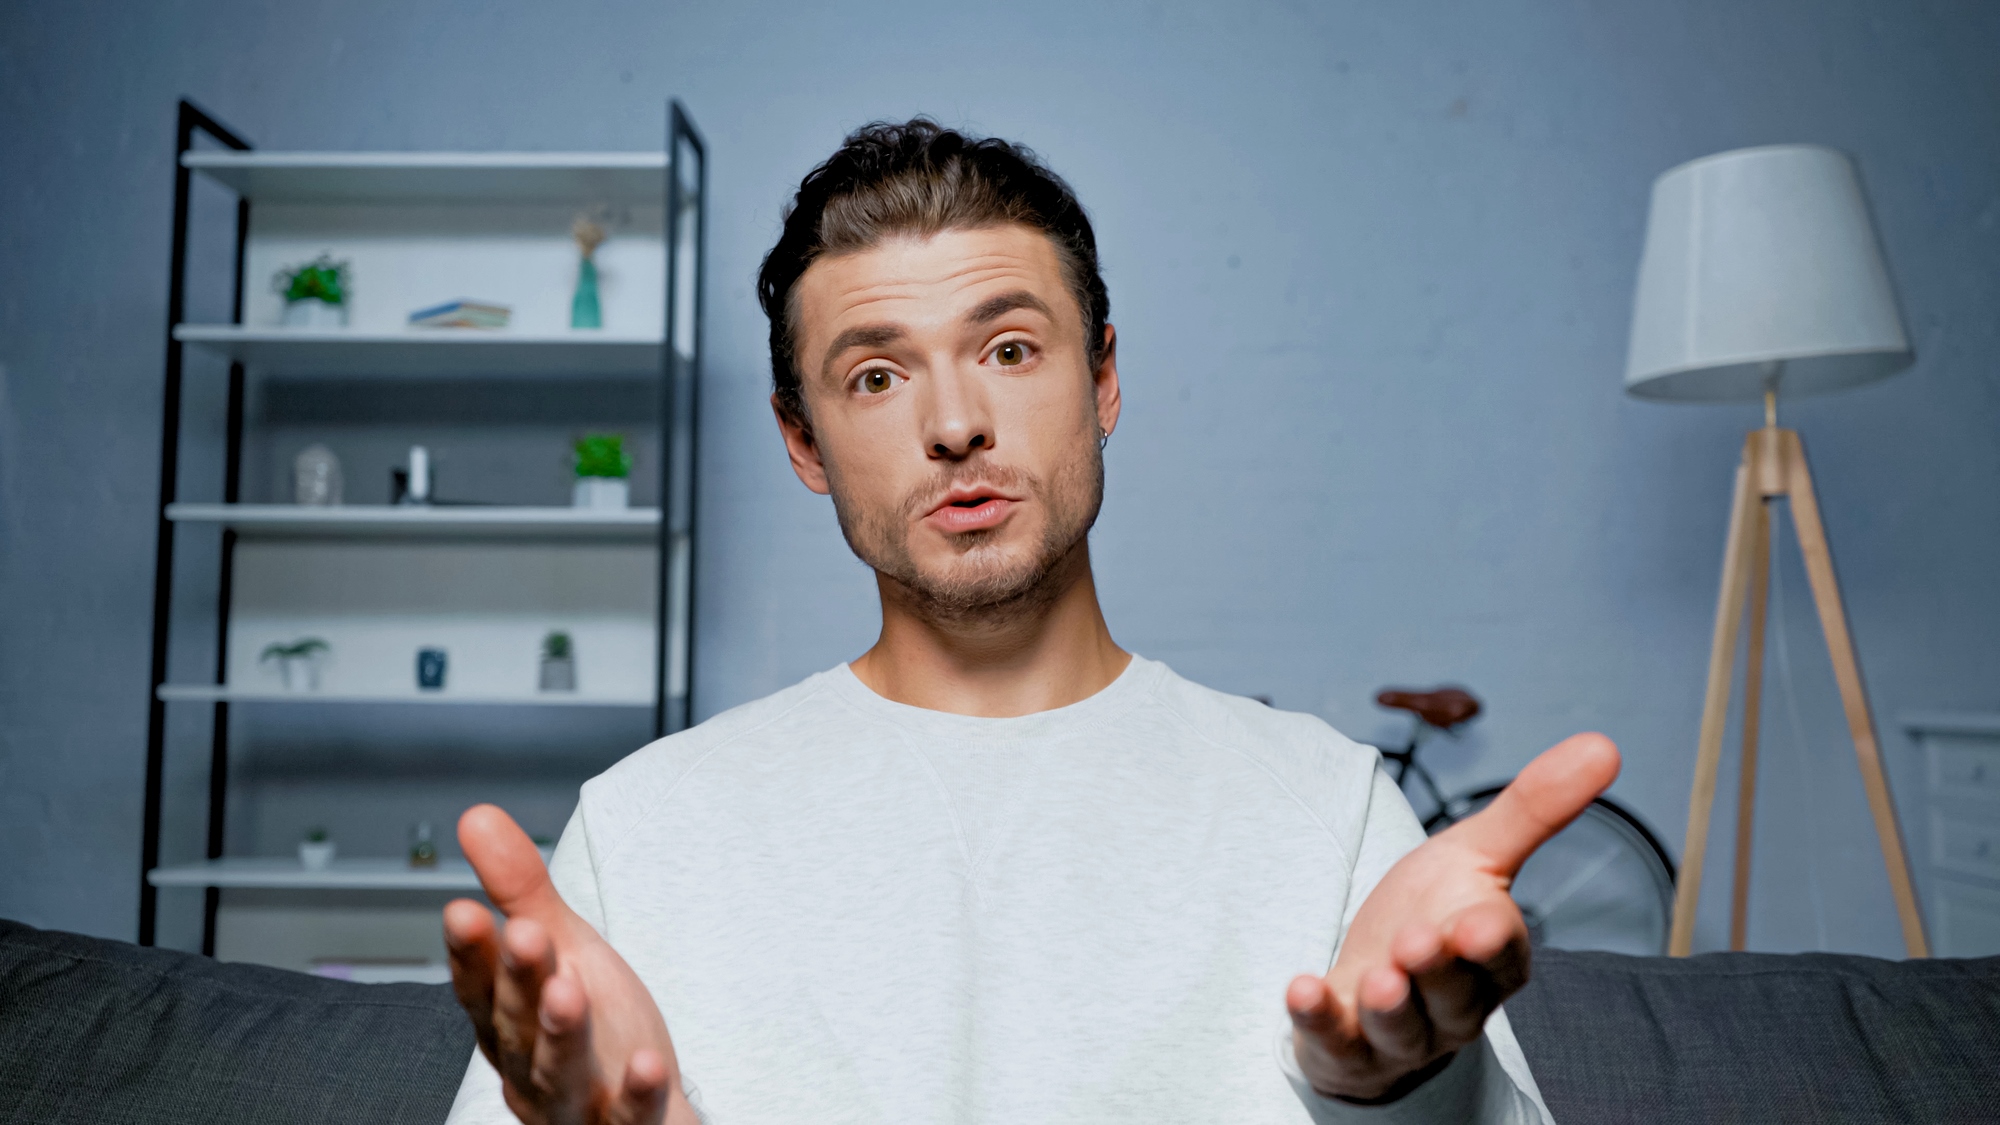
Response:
[[444, 805, 608, 1125], [1277, 763, 1555, 1125]]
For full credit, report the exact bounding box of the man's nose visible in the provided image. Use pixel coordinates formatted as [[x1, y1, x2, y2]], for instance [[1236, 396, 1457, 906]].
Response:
[[923, 366, 994, 460]]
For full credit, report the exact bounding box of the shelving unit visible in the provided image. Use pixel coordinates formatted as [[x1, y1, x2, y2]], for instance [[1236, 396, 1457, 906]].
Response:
[[139, 100, 707, 965]]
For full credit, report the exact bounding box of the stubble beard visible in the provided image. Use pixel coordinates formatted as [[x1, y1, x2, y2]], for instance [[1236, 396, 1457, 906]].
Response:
[[827, 437, 1104, 628]]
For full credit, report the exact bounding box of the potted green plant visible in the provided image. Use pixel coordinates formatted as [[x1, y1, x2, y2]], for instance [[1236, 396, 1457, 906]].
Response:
[[539, 630, 577, 692], [273, 253, 350, 329], [259, 637, 330, 691], [299, 826, 335, 870], [572, 434, 631, 510]]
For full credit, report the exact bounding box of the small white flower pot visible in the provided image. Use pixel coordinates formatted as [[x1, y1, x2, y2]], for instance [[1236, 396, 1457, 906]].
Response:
[[299, 840, 336, 870], [278, 656, 322, 691], [282, 299, 348, 329], [539, 655, 577, 692], [573, 477, 629, 510]]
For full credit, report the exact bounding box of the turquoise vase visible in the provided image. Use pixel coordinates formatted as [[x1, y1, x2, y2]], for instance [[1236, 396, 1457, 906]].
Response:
[[571, 256, 602, 329]]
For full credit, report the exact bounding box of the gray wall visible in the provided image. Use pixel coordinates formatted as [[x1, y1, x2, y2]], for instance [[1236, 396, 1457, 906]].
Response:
[[2, 0, 1995, 957]]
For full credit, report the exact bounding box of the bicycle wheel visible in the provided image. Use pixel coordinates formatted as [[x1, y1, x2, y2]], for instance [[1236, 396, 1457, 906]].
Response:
[[1443, 789, 1678, 955]]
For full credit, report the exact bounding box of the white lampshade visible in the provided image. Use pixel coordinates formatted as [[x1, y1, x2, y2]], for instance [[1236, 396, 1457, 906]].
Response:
[[1623, 144, 1912, 402]]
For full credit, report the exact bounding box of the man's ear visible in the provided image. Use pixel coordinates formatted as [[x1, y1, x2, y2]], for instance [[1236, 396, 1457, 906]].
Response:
[[772, 393, 831, 495], [1093, 324, 1122, 440]]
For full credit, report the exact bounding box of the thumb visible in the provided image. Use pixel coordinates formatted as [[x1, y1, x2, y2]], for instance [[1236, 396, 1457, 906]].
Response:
[[459, 804, 565, 918], [1443, 732, 1620, 876]]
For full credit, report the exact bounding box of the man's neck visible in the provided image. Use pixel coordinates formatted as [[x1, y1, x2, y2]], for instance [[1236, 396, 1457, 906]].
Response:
[[850, 543, 1131, 718]]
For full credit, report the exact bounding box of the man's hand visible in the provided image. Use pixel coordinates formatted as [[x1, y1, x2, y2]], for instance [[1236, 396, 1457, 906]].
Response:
[[1287, 733, 1620, 1103], [445, 805, 697, 1125]]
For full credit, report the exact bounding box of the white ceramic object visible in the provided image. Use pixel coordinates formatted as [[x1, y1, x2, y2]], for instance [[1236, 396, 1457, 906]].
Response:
[[573, 477, 629, 510], [292, 444, 343, 506], [299, 840, 336, 870], [281, 299, 348, 329], [404, 445, 431, 505]]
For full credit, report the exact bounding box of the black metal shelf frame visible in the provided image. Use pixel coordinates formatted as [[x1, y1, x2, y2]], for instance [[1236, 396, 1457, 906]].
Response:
[[658, 102, 705, 739], [138, 98, 705, 950]]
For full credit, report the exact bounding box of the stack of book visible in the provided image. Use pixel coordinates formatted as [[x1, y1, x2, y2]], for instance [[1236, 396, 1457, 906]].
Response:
[[408, 300, 511, 329]]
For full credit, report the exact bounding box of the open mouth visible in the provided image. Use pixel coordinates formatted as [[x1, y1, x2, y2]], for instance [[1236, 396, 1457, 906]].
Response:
[[925, 488, 1018, 532]]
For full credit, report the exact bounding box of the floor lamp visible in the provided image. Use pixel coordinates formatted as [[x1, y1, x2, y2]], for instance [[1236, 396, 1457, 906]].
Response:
[[1623, 145, 1928, 957]]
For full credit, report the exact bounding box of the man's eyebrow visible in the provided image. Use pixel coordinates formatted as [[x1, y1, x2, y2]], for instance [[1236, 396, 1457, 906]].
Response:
[[820, 323, 906, 380], [966, 290, 1054, 325], [816, 291, 1053, 379]]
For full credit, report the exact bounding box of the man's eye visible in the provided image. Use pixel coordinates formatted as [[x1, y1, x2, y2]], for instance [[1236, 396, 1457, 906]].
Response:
[[861, 370, 894, 394], [994, 342, 1027, 366]]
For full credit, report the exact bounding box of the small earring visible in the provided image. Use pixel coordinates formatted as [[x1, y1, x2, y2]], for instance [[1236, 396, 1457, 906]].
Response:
[[1098, 430, 1109, 451]]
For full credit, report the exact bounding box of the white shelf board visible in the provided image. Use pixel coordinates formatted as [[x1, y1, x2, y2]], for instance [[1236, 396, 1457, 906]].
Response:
[[313, 963, 454, 985], [166, 503, 661, 539], [183, 150, 667, 204], [149, 857, 483, 891], [1902, 711, 2000, 737], [174, 325, 665, 377], [157, 683, 657, 708]]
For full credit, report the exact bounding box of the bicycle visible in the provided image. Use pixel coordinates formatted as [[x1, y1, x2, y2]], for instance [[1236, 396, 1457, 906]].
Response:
[[1369, 687, 1678, 956]]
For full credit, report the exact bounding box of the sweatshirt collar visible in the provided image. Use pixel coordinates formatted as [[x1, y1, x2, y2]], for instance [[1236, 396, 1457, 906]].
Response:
[[823, 654, 1161, 741]]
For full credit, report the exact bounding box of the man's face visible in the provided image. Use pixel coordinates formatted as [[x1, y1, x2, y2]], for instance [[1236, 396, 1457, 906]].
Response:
[[779, 223, 1120, 617]]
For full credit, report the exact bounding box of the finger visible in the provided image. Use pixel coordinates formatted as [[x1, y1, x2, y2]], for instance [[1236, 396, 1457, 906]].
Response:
[[493, 917, 556, 1092], [1287, 973, 1374, 1082], [1444, 732, 1620, 875], [1287, 974, 1367, 1094], [1445, 901, 1532, 998], [444, 899, 502, 1059], [1396, 923, 1490, 1045], [1356, 964, 1431, 1062], [606, 1049, 670, 1125], [529, 971, 594, 1123], [1285, 974, 1351, 1044], [460, 804, 566, 917]]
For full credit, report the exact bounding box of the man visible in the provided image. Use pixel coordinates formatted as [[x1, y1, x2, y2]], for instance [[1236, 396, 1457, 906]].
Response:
[[443, 120, 1617, 1124]]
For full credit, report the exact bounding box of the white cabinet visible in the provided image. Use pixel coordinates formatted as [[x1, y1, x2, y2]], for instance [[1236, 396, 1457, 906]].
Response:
[[1903, 712, 2000, 956]]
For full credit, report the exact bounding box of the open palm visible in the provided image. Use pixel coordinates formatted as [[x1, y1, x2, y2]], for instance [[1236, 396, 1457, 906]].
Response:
[[1288, 733, 1621, 1102], [445, 805, 697, 1125]]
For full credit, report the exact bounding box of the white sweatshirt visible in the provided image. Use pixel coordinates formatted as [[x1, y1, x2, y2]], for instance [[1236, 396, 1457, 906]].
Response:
[[446, 657, 1553, 1124]]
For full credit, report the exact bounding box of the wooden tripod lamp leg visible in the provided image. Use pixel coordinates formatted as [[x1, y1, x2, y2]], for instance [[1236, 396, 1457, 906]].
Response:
[[1779, 432, 1930, 957], [1671, 452, 1759, 956], [1730, 501, 1772, 951]]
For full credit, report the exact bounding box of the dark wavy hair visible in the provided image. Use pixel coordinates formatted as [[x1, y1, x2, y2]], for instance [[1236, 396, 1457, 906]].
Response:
[[757, 118, 1111, 424]]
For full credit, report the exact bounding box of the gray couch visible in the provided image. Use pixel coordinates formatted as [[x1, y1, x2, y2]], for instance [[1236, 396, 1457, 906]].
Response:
[[2, 918, 1996, 1123]]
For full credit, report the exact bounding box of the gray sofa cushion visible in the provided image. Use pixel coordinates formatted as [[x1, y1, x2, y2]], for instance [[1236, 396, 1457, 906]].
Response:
[[0, 919, 473, 1124], [1506, 945, 2000, 1124], [9, 917, 2000, 1122]]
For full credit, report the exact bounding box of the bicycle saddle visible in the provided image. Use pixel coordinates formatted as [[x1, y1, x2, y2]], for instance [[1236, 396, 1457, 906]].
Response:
[[1375, 687, 1481, 729]]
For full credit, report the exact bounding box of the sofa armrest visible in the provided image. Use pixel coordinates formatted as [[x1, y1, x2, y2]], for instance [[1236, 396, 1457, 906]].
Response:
[[0, 918, 474, 1124], [1506, 945, 2000, 1123]]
